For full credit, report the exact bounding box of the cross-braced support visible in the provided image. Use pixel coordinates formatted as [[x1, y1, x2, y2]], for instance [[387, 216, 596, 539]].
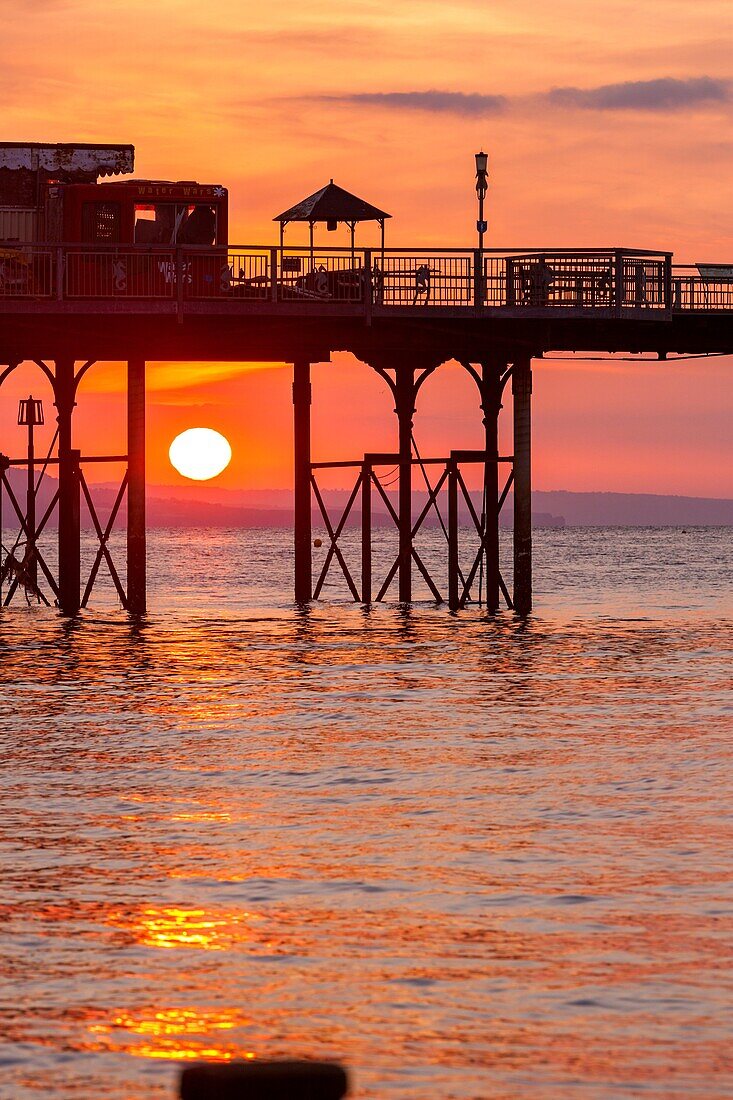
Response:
[[0, 357, 148, 614], [367, 358, 437, 602], [307, 351, 534, 616]]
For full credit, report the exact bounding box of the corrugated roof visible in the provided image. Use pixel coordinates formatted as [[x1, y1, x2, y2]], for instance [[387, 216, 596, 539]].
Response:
[[274, 180, 390, 223], [0, 144, 134, 178]]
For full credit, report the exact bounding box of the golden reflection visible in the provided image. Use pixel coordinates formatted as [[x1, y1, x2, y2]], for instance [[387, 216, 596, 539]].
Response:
[[88, 1008, 256, 1062], [170, 811, 232, 822], [106, 906, 259, 951]]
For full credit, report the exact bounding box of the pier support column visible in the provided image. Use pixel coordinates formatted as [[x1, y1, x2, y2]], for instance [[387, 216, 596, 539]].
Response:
[[55, 358, 80, 616], [293, 358, 312, 602], [448, 456, 459, 612], [361, 457, 372, 604], [513, 356, 532, 616], [480, 362, 502, 612], [127, 358, 146, 614], [394, 366, 415, 603]]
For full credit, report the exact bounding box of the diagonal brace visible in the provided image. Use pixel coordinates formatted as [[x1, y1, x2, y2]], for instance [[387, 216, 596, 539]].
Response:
[[311, 473, 361, 601]]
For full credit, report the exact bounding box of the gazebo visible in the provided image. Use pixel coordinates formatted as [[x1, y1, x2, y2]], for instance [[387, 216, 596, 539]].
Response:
[[274, 180, 391, 265]]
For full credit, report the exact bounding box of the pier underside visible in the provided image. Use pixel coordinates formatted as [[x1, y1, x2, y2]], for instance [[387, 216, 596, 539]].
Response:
[[0, 301, 730, 616]]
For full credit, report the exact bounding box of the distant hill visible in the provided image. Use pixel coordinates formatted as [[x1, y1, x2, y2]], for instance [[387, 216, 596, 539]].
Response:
[[2, 469, 732, 528], [531, 491, 733, 526]]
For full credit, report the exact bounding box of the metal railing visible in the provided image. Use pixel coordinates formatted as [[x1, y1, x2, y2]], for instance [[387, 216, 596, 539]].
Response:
[[486, 250, 668, 311], [378, 253, 473, 307], [1, 243, 729, 315], [671, 265, 733, 311], [276, 251, 364, 303], [0, 245, 54, 298]]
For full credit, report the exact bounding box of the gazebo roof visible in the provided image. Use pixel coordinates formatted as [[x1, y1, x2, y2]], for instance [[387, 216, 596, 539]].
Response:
[[274, 180, 391, 224]]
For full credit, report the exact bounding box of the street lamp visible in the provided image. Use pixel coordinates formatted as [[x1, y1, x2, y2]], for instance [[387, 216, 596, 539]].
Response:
[[17, 395, 44, 589], [475, 150, 489, 254], [474, 151, 489, 307]]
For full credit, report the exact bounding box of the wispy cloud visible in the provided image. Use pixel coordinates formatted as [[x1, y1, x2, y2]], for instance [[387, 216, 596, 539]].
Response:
[[303, 78, 728, 118], [313, 90, 507, 115], [547, 76, 729, 111]]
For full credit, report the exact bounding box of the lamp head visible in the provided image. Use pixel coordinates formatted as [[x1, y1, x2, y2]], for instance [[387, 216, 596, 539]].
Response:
[[18, 396, 44, 427]]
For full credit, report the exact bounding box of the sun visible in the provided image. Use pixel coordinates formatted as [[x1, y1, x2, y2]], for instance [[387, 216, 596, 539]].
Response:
[[169, 428, 232, 481]]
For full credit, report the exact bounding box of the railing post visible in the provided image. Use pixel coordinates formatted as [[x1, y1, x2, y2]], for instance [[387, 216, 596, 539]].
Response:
[[505, 257, 514, 307], [270, 247, 279, 303], [664, 253, 673, 315], [473, 249, 483, 308], [363, 248, 372, 325], [361, 459, 371, 603], [176, 246, 184, 323], [614, 250, 624, 316], [448, 456, 459, 612], [56, 246, 64, 301]]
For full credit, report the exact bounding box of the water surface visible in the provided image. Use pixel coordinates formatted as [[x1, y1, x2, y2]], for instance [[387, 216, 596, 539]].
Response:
[[1, 527, 731, 1098]]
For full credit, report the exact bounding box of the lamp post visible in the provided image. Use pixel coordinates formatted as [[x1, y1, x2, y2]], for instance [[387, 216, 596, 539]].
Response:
[[17, 395, 44, 588], [475, 150, 489, 256], [474, 150, 489, 308]]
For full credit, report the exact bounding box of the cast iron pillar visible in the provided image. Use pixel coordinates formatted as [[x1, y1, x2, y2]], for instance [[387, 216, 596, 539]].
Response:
[[513, 356, 532, 616], [55, 358, 80, 615], [480, 362, 502, 612], [394, 366, 415, 602], [447, 456, 459, 611], [361, 456, 372, 604], [127, 358, 146, 614], [293, 358, 312, 602]]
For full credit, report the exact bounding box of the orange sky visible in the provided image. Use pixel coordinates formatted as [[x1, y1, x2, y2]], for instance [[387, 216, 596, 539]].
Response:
[[3, 0, 733, 495]]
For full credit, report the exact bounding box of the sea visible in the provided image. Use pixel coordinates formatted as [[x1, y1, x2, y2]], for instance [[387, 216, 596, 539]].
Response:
[[0, 526, 731, 1100]]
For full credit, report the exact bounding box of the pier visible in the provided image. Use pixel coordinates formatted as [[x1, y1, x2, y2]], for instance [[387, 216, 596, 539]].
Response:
[[1, 144, 732, 615]]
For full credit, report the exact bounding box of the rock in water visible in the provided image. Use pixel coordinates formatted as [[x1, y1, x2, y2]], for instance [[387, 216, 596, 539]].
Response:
[[180, 1060, 349, 1100]]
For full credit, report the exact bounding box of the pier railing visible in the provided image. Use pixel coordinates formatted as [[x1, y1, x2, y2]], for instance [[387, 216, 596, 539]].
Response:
[[670, 264, 733, 311], [0, 243, 728, 315]]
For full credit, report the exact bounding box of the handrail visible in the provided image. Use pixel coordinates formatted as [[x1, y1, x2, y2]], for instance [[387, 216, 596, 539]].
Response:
[[2, 241, 674, 257], [1, 243, 730, 312]]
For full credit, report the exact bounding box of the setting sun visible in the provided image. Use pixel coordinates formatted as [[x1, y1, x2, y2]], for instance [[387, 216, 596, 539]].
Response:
[[169, 428, 232, 481]]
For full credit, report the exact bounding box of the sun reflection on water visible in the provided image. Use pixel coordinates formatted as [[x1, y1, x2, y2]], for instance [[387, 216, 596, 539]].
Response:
[[106, 906, 259, 951], [88, 1008, 256, 1062]]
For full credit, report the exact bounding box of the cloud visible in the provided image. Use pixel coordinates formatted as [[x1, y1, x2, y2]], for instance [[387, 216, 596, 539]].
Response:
[[547, 76, 729, 111], [303, 78, 727, 119], [313, 90, 507, 116]]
